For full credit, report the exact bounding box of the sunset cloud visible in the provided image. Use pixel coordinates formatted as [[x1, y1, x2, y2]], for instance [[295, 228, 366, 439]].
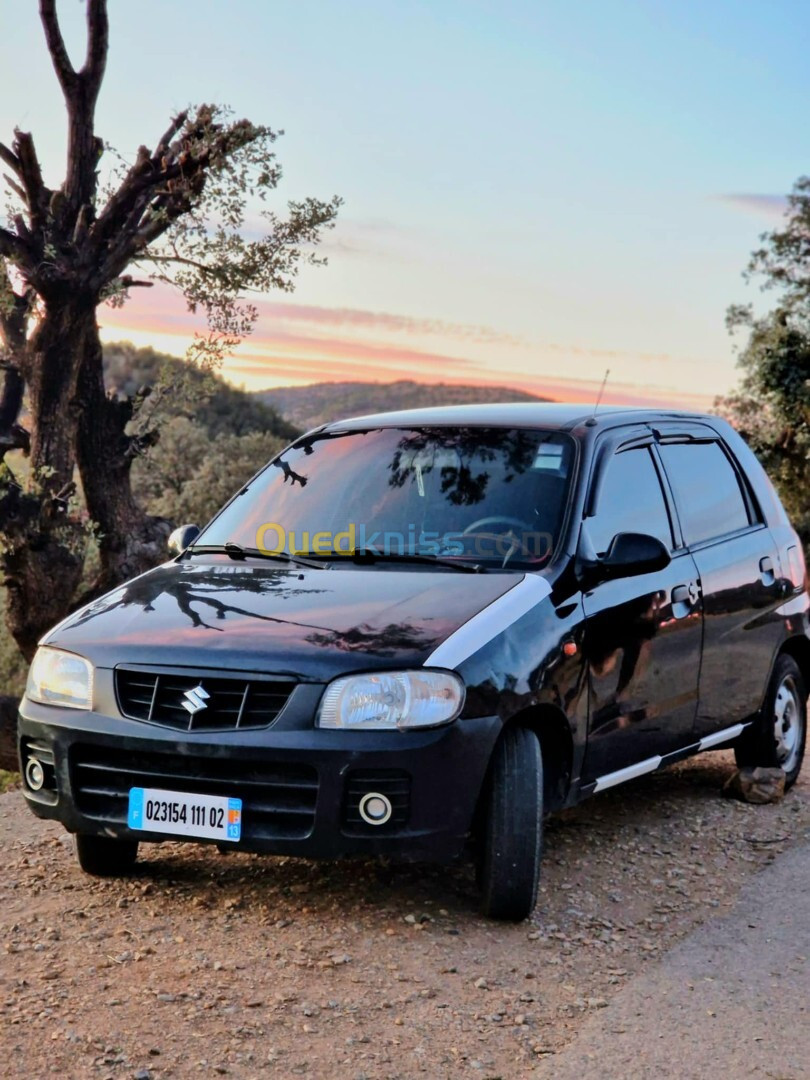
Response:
[[97, 281, 715, 411], [717, 194, 789, 219], [253, 301, 527, 347]]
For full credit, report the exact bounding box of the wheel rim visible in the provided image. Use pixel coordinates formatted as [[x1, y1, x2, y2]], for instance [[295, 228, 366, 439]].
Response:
[[773, 674, 804, 774]]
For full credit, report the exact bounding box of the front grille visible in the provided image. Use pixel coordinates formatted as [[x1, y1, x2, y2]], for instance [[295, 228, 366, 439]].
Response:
[[344, 769, 410, 832], [115, 667, 296, 732], [72, 744, 318, 840]]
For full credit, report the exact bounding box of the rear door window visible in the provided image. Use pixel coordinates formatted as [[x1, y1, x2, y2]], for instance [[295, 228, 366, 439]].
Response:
[[658, 441, 751, 546]]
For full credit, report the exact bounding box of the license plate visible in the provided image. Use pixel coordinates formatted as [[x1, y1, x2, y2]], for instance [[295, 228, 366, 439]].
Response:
[[127, 787, 242, 842]]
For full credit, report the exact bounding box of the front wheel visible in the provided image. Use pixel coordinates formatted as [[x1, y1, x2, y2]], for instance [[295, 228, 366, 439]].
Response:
[[74, 833, 140, 877], [735, 654, 807, 788], [477, 726, 543, 921]]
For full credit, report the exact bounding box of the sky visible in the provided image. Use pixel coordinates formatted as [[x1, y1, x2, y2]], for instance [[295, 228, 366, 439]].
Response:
[[1, 0, 809, 408]]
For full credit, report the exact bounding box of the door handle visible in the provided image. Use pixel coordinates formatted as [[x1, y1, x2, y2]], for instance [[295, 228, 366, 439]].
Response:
[[672, 581, 700, 613], [759, 556, 776, 586]]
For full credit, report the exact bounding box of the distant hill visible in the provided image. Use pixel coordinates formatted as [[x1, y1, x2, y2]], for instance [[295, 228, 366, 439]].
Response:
[[254, 380, 551, 431], [103, 343, 299, 440]]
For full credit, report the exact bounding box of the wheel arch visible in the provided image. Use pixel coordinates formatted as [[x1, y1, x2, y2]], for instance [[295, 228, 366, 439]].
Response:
[[778, 635, 810, 693], [499, 704, 575, 813]]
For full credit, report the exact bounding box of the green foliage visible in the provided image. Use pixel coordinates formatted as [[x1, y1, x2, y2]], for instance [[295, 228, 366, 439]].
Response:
[[719, 176, 810, 554], [127, 104, 341, 369], [117, 341, 296, 525], [0, 588, 27, 699], [717, 315, 810, 549], [103, 342, 298, 440], [132, 418, 286, 527], [256, 380, 549, 432], [0, 770, 18, 792]]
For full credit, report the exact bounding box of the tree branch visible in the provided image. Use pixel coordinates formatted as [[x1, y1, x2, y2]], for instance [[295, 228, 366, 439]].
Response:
[[41, 1, 109, 225], [0, 141, 21, 177], [0, 227, 28, 264], [12, 130, 49, 233], [155, 110, 189, 156], [0, 267, 29, 455], [39, 0, 78, 94], [82, 0, 109, 99], [92, 118, 197, 250], [3, 174, 26, 203], [142, 253, 220, 275], [118, 276, 153, 289]]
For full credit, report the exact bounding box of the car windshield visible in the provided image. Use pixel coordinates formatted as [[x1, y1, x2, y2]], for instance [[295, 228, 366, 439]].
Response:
[[194, 426, 575, 569]]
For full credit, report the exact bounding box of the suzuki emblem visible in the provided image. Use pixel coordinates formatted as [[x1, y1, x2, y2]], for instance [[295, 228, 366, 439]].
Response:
[[181, 684, 210, 715]]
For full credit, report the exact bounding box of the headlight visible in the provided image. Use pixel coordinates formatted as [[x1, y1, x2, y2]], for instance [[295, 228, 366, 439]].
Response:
[[318, 669, 465, 731], [26, 646, 94, 711]]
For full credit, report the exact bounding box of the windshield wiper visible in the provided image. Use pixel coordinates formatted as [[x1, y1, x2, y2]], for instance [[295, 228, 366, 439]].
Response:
[[187, 542, 326, 570], [309, 548, 487, 574]]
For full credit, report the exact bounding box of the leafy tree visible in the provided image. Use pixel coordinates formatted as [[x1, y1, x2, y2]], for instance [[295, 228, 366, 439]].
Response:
[[0, 0, 339, 662], [132, 418, 287, 527], [718, 178, 810, 550]]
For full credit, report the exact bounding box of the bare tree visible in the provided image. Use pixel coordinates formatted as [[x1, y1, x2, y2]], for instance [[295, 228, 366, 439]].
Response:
[[0, 0, 339, 664]]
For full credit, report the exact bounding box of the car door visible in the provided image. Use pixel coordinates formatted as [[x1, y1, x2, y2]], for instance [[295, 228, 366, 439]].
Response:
[[580, 438, 703, 784], [656, 431, 784, 741]]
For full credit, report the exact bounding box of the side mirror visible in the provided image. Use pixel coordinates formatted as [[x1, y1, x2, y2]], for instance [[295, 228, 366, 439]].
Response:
[[577, 530, 670, 587], [168, 523, 200, 556], [600, 532, 671, 580]]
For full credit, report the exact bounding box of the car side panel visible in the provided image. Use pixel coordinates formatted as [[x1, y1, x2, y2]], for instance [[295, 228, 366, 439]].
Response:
[[580, 549, 702, 780], [457, 587, 589, 792], [690, 528, 789, 737]]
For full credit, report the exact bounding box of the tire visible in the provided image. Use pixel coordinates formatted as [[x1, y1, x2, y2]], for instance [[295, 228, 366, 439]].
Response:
[[477, 726, 543, 921], [735, 654, 807, 789], [74, 833, 139, 877]]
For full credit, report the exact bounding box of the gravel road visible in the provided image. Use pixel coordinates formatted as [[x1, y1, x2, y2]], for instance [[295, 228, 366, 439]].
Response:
[[2, 751, 808, 1079]]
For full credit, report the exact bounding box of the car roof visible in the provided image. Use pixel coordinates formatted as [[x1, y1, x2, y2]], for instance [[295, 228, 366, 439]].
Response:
[[323, 401, 717, 434]]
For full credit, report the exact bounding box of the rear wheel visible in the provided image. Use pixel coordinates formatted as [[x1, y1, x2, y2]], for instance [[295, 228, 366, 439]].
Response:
[[735, 654, 807, 789], [477, 726, 543, 921], [74, 833, 139, 877]]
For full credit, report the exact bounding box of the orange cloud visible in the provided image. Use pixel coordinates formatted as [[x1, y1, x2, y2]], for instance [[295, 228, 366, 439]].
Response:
[[98, 282, 714, 411]]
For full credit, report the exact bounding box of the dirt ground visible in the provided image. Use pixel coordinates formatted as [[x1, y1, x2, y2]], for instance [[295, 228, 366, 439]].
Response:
[[2, 751, 809, 1079]]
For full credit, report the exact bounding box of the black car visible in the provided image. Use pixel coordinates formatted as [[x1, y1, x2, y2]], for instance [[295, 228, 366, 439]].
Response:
[[18, 404, 809, 919]]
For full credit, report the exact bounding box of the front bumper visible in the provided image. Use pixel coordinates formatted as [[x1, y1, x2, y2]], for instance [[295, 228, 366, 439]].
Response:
[[17, 694, 501, 863]]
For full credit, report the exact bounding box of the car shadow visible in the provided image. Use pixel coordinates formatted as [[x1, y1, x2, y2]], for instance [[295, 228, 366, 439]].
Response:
[[124, 752, 747, 922]]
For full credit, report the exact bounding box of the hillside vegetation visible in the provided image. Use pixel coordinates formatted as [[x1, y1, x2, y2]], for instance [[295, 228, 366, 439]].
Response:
[[104, 343, 298, 441], [256, 380, 550, 431]]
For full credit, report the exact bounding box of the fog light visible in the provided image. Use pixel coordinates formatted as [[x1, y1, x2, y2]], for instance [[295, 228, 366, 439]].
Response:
[[358, 792, 393, 826], [25, 758, 45, 791]]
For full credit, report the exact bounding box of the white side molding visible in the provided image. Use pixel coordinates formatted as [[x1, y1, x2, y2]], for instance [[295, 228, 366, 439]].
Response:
[[423, 574, 551, 671], [593, 755, 662, 792], [698, 723, 745, 751]]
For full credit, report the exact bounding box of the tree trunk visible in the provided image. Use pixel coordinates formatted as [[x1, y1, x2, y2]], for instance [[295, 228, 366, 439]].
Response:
[[0, 696, 18, 771], [75, 319, 170, 600], [1, 301, 99, 660]]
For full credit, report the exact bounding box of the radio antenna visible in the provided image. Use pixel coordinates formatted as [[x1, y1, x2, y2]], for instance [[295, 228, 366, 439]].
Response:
[[591, 368, 610, 421]]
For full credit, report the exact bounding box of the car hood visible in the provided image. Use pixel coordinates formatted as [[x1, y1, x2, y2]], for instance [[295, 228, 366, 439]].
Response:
[[44, 560, 533, 679]]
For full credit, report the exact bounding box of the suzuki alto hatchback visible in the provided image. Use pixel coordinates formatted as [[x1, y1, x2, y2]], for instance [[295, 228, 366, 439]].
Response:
[[18, 404, 810, 919]]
